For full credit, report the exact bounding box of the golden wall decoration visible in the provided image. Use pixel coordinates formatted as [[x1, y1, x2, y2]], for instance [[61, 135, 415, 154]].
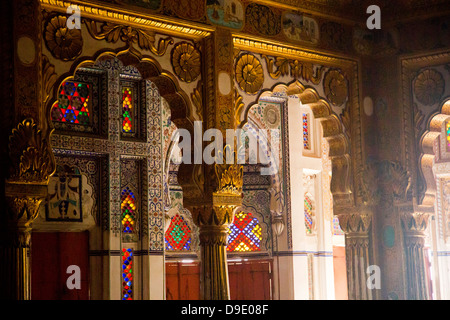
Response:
[[235, 53, 264, 94], [171, 42, 201, 83], [85, 20, 174, 56], [323, 69, 348, 107], [191, 81, 203, 121], [44, 15, 82, 61], [413, 68, 445, 106], [262, 55, 324, 84], [8, 119, 55, 184]]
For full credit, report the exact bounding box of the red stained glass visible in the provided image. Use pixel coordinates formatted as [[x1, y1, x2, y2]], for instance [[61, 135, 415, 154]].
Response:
[[122, 87, 133, 133], [121, 187, 136, 233], [122, 248, 133, 300], [52, 81, 91, 125], [165, 214, 191, 251], [227, 212, 262, 252], [303, 113, 310, 150]]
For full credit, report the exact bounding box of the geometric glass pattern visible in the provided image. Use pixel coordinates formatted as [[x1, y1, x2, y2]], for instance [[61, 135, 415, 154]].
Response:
[[122, 87, 133, 133], [227, 212, 262, 252], [332, 215, 344, 236], [304, 195, 314, 235], [51, 81, 91, 125], [122, 248, 133, 300], [447, 121, 450, 152], [121, 187, 136, 234], [165, 214, 191, 251], [303, 113, 310, 150]]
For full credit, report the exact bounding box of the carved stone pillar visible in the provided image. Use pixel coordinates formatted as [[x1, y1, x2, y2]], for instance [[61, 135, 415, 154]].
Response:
[[338, 211, 373, 300], [401, 211, 430, 300], [1, 193, 45, 299], [1, 119, 55, 299], [191, 146, 243, 300]]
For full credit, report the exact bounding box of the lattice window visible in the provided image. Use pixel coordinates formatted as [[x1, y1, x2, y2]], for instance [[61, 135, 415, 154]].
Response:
[[303, 113, 310, 150], [122, 248, 133, 300], [165, 214, 192, 251], [227, 212, 262, 252], [304, 195, 315, 235], [333, 215, 344, 236], [52, 81, 91, 125], [122, 87, 134, 133], [121, 187, 136, 234]]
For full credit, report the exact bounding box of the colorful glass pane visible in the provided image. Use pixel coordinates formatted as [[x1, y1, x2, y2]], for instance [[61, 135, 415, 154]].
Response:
[[304, 196, 314, 234], [227, 212, 262, 252], [52, 81, 91, 125], [122, 87, 133, 133], [303, 113, 310, 150], [122, 248, 133, 300], [121, 187, 136, 233], [165, 214, 192, 251], [333, 216, 344, 236], [446, 122, 450, 151]]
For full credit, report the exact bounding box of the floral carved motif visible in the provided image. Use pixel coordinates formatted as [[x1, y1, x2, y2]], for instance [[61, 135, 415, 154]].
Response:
[[85, 20, 173, 57], [413, 68, 445, 106], [262, 55, 324, 85], [8, 119, 55, 184], [235, 54, 264, 94], [171, 42, 201, 83], [44, 15, 83, 61], [323, 69, 348, 107]]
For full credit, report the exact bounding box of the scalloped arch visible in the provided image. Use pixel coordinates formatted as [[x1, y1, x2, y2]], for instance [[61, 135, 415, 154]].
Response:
[[239, 80, 352, 208], [419, 99, 450, 207]]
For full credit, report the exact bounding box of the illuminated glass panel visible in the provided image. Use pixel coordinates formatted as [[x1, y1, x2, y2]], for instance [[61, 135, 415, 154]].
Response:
[[447, 122, 450, 151], [303, 113, 310, 150], [227, 212, 262, 252], [122, 248, 133, 300], [52, 81, 91, 125], [304, 196, 314, 234], [165, 214, 192, 251], [122, 87, 134, 133], [121, 187, 136, 234], [333, 215, 344, 236]]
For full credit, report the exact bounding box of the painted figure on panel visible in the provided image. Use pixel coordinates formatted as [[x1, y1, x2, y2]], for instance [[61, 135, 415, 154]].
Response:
[[46, 165, 82, 221], [207, 0, 244, 29], [282, 13, 319, 44]]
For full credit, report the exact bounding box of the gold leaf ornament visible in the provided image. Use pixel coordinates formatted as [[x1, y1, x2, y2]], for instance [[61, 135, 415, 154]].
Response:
[[324, 69, 348, 107], [85, 20, 173, 56], [171, 42, 201, 83], [235, 54, 264, 94], [45, 16, 83, 61]]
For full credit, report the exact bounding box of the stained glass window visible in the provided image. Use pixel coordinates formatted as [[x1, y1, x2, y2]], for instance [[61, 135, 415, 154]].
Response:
[[122, 248, 133, 300], [165, 214, 192, 251], [51, 81, 91, 125], [333, 215, 344, 236], [303, 113, 310, 150], [227, 212, 262, 252], [446, 122, 450, 151], [121, 187, 136, 234], [122, 87, 134, 133], [304, 195, 314, 235]]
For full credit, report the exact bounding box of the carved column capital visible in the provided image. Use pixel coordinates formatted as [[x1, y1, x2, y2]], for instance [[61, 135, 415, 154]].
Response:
[[401, 212, 430, 236], [337, 212, 372, 235]]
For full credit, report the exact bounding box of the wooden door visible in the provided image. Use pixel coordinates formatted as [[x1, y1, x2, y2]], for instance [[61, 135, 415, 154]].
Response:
[[31, 232, 90, 300], [166, 262, 200, 300], [228, 259, 272, 300]]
